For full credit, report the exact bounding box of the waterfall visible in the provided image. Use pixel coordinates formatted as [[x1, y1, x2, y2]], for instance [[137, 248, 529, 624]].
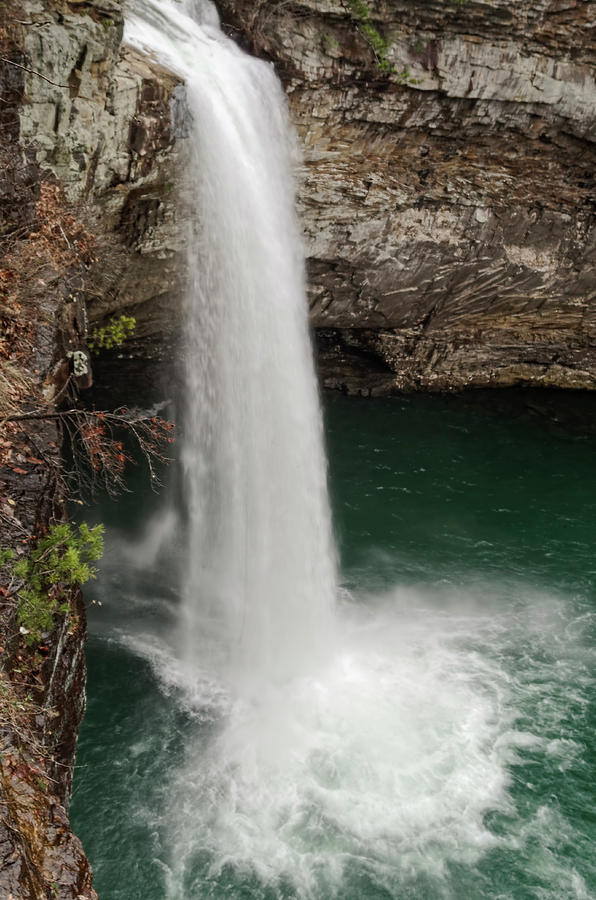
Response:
[[69, 6, 594, 898], [125, 0, 337, 690]]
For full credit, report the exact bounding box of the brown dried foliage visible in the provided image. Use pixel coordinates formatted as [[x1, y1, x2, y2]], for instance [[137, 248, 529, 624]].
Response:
[[0, 183, 98, 420]]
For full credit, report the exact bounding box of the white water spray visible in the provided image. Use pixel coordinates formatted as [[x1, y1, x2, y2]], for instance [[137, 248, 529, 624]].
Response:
[[117, 6, 593, 899], [126, 0, 336, 690]]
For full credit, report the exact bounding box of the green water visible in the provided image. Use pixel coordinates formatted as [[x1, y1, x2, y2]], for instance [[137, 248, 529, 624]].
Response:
[[71, 391, 595, 899]]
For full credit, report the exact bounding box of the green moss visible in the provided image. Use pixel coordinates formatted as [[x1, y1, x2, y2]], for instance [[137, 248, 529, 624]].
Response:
[[347, 0, 421, 82], [318, 32, 340, 51]]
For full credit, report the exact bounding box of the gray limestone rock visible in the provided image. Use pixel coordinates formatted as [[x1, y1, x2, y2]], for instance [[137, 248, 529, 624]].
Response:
[[219, 0, 596, 392]]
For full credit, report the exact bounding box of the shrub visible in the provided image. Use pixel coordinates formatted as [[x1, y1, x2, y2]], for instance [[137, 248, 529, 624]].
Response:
[[1, 522, 104, 645], [89, 314, 136, 353]]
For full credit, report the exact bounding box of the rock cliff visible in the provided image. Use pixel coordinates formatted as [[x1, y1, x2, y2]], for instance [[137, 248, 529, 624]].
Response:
[[1, 0, 184, 895], [1, 0, 595, 893], [12, 0, 595, 392], [16, 0, 187, 350], [220, 0, 596, 393]]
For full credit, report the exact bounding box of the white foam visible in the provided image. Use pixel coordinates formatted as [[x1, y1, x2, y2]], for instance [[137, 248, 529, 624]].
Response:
[[118, 2, 594, 896]]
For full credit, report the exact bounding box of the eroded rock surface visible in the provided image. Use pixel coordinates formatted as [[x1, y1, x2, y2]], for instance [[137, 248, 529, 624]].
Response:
[[220, 0, 596, 392], [1, 0, 185, 895], [1, 0, 595, 892], [18, 0, 188, 348]]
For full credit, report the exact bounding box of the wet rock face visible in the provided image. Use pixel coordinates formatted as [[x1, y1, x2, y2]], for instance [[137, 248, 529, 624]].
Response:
[[219, 0, 596, 391], [18, 0, 188, 346], [0, 724, 97, 900], [0, 324, 98, 898], [0, 196, 98, 897], [0, 1, 187, 894]]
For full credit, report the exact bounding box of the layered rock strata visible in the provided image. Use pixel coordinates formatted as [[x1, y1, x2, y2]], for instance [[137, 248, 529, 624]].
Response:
[[15, 0, 596, 391], [1, 0, 595, 890], [220, 0, 596, 392], [18, 0, 187, 349]]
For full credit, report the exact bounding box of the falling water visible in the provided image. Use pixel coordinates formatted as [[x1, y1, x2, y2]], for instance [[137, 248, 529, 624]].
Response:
[[126, 0, 336, 690], [86, 4, 596, 899]]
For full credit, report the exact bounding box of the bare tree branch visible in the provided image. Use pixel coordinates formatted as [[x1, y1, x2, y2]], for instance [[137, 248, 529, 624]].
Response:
[[3, 406, 176, 498]]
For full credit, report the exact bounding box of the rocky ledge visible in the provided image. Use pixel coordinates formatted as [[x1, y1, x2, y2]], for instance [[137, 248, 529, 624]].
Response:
[[11, 0, 595, 393], [220, 0, 596, 393], [15, 0, 189, 351], [1, 0, 186, 894], [1, 0, 595, 891]]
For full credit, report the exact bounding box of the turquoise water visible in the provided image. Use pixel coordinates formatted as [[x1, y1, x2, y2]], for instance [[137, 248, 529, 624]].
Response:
[[71, 391, 595, 899]]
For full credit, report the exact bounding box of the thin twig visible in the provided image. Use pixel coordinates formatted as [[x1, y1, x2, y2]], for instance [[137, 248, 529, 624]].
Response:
[[0, 55, 67, 88], [57, 222, 72, 250], [2, 409, 79, 423], [14, 19, 53, 26]]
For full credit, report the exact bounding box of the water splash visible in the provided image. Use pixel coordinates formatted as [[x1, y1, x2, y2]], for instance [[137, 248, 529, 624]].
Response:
[[117, 5, 595, 900]]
